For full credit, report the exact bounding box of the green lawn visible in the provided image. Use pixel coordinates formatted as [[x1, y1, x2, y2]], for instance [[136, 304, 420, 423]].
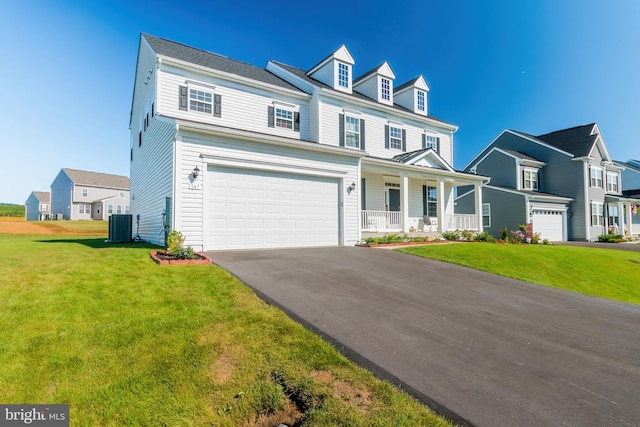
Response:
[[0, 233, 450, 427], [398, 243, 640, 304]]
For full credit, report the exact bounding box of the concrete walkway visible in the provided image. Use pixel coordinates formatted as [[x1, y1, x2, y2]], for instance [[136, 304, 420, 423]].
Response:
[[209, 247, 640, 427]]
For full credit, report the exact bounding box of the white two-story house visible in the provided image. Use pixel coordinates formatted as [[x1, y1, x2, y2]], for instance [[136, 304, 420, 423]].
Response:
[[130, 34, 486, 251]]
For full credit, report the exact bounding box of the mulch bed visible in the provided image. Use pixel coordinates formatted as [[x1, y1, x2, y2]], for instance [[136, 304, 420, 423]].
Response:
[[150, 251, 212, 265]]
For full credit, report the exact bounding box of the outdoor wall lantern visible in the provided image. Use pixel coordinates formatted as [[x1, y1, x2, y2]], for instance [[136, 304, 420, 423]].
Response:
[[347, 182, 356, 194], [192, 166, 200, 179]]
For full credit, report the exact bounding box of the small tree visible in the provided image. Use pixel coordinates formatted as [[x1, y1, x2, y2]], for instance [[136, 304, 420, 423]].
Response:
[[166, 230, 195, 259]]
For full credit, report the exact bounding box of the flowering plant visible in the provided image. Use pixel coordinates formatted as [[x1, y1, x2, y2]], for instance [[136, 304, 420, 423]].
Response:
[[510, 230, 525, 244]]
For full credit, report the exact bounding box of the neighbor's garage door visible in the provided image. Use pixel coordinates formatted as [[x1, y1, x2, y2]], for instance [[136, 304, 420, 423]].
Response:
[[532, 209, 564, 241], [205, 166, 340, 250]]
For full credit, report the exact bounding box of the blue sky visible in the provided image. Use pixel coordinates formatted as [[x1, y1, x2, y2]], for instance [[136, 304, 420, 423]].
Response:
[[1, 0, 639, 204]]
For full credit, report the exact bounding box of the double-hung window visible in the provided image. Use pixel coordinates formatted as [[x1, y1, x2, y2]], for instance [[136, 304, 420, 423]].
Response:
[[345, 116, 360, 148], [608, 205, 619, 227], [389, 126, 402, 149], [425, 135, 438, 150], [606, 172, 619, 192], [381, 78, 390, 101], [338, 63, 349, 88], [417, 90, 425, 112], [189, 89, 212, 113], [523, 169, 539, 191], [82, 188, 87, 197], [591, 202, 604, 226], [482, 203, 491, 227], [424, 186, 437, 217], [590, 167, 603, 188], [275, 108, 293, 129]]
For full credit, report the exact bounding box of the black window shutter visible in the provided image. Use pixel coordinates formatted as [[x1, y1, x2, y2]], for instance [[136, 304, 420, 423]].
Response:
[[436, 137, 440, 153], [339, 114, 345, 147], [294, 112, 300, 132], [138, 131, 142, 147], [179, 86, 188, 110], [213, 94, 222, 117], [151, 102, 154, 117], [402, 129, 407, 151], [422, 134, 426, 149], [268, 106, 274, 128], [360, 119, 365, 150], [385, 125, 390, 149], [422, 185, 427, 215], [361, 178, 366, 210]]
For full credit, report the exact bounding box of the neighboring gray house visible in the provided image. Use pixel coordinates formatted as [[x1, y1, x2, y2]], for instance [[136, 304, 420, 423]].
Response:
[[457, 124, 638, 241], [50, 168, 130, 220], [129, 34, 486, 251], [614, 159, 640, 234], [24, 191, 50, 221]]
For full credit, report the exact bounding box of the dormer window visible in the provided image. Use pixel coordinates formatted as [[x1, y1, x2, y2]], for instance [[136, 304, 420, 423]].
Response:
[[523, 168, 539, 191], [417, 91, 426, 112], [338, 63, 349, 88], [381, 78, 390, 101]]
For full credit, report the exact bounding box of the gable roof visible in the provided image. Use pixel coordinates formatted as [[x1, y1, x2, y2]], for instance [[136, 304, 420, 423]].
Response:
[[32, 191, 50, 203], [270, 61, 455, 128], [353, 61, 395, 84], [535, 123, 598, 157], [62, 168, 130, 190], [142, 34, 301, 92], [394, 75, 430, 93], [614, 160, 640, 174], [392, 147, 454, 171]]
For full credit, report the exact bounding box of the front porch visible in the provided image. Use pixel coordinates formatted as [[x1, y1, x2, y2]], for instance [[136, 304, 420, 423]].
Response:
[[360, 210, 479, 233]]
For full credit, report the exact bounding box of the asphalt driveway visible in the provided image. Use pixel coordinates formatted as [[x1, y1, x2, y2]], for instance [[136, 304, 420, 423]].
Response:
[[209, 247, 640, 427]]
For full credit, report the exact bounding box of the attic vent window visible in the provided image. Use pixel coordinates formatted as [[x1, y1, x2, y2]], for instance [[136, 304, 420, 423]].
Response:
[[275, 108, 293, 129], [338, 63, 349, 88], [189, 89, 212, 113], [381, 78, 390, 101]]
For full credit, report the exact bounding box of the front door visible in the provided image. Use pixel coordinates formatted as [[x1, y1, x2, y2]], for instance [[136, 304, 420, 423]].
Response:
[[388, 188, 401, 228], [388, 189, 400, 211]]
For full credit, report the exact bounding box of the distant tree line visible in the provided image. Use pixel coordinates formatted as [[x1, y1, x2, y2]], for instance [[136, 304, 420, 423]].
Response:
[[0, 204, 25, 217]]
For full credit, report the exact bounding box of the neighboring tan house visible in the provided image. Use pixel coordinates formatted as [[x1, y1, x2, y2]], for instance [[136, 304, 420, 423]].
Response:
[[457, 124, 638, 241], [25, 191, 50, 221], [129, 34, 486, 251], [50, 168, 130, 220], [614, 159, 640, 234]]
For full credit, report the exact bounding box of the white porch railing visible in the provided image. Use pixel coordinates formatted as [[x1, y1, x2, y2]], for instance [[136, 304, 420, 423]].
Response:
[[361, 211, 480, 232], [361, 210, 402, 232], [444, 214, 479, 231]]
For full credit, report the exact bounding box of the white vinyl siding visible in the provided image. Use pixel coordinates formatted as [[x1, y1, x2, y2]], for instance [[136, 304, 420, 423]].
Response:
[[318, 101, 453, 163], [158, 65, 308, 140]]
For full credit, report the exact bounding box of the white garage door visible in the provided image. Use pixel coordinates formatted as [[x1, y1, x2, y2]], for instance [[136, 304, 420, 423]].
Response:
[[532, 209, 564, 241], [206, 166, 340, 250]]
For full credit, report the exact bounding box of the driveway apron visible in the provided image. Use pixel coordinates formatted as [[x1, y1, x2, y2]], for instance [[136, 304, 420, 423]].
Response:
[[209, 247, 640, 427]]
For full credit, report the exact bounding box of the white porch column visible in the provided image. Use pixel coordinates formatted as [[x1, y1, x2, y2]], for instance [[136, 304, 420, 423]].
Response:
[[401, 174, 410, 232], [617, 202, 624, 234], [625, 202, 633, 236], [474, 182, 483, 232], [437, 177, 445, 232]]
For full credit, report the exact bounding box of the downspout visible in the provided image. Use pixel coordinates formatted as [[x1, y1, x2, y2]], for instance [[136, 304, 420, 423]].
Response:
[[583, 160, 591, 241]]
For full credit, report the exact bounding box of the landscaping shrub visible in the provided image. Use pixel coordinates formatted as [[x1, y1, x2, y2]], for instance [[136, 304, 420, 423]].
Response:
[[598, 234, 625, 243], [473, 231, 496, 243], [442, 230, 461, 241]]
